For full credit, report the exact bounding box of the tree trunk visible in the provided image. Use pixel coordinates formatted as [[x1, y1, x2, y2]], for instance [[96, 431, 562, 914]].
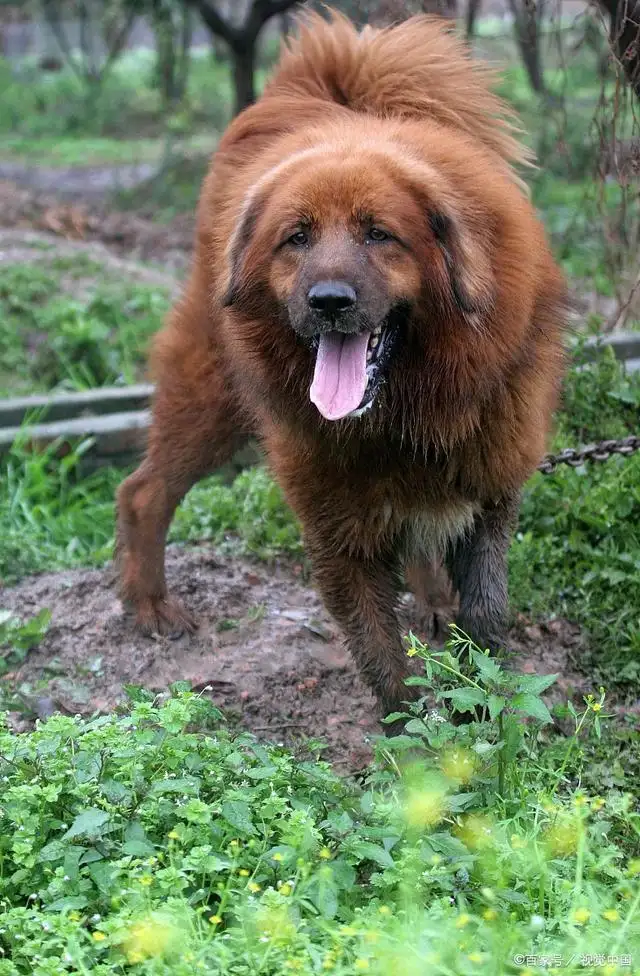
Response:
[[231, 41, 256, 113], [507, 0, 546, 95], [466, 0, 482, 39]]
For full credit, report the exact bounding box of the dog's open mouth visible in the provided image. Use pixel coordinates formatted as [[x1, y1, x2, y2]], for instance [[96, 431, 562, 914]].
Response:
[[309, 325, 394, 421]]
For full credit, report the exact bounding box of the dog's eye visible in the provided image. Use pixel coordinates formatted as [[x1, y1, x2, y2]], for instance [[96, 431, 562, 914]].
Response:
[[367, 227, 390, 243], [288, 231, 309, 246]]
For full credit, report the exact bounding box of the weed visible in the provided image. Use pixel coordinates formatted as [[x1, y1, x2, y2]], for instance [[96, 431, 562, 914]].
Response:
[[0, 633, 637, 974]]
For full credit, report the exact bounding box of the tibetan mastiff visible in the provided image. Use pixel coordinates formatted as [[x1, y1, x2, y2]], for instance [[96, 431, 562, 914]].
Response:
[[116, 11, 567, 719]]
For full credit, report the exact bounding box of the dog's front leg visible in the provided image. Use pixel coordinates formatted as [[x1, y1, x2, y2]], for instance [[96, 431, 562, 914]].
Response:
[[304, 532, 412, 720]]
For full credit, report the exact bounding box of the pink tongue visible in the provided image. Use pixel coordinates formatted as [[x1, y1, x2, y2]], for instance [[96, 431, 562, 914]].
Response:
[[310, 331, 371, 420]]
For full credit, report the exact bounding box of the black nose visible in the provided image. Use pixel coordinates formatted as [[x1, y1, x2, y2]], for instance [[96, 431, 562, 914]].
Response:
[[307, 280, 357, 316]]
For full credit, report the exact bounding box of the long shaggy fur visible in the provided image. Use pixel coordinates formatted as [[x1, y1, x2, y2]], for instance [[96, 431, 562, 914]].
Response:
[[115, 10, 568, 719]]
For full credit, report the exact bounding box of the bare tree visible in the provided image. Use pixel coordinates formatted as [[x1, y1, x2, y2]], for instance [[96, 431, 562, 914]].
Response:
[[151, 0, 193, 105], [186, 0, 305, 115], [598, 0, 640, 97], [39, 0, 137, 96]]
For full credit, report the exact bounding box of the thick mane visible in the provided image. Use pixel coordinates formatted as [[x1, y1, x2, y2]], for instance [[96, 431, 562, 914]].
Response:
[[264, 10, 532, 176]]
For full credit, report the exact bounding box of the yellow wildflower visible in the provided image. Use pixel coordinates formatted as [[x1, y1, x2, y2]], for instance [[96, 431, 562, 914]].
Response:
[[239, 869, 250, 877], [602, 909, 620, 922], [124, 915, 181, 962], [272, 852, 284, 862], [209, 915, 222, 925], [441, 747, 476, 784], [403, 786, 446, 829], [572, 908, 591, 925], [248, 882, 261, 893], [139, 875, 153, 887], [92, 932, 106, 942], [483, 909, 498, 921], [354, 961, 369, 972], [319, 847, 332, 859], [455, 914, 471, 929], [378, 905, 391, 916]]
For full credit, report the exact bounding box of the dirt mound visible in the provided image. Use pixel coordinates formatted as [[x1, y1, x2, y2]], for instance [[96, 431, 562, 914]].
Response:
[[1, 545, 596, 769], [0, 178, 194, 271]]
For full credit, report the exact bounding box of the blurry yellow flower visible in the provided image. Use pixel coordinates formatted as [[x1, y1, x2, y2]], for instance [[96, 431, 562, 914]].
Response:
[[139, 875, 153, 887], [572, 908, 591, 925], [340, 926, 357, 936], [248, 882, 261, 893], [209, 915, 222, 925], [319, 847, 332, 859], [239, 869, 250, 877], [457, 814, 494, 851], [455, 914, 471, 929], [272, 852, 284, 862], [468, 952, 483, 963], [255, 904, 297, 945], [123, 915, 182, 963], [279, 883, 293, 896], [592, 797, 605, 812], [591, 702, 602, 712], [627, 859, 640, 876], [230, 840, 239, 847], [510, 833, 526, 850], [602, 909, 620, 922], [69, 911, 81, 922], [441, 748, 476, 784], [354, 961, 369, 971], [92, 932, 106, 942], [168, 829, 180, 840], [573, 793, 588, 808], [545, 820, 578, 857], [403, 786, 446, 829], [378, 905, 391, 916], [483, 909, 498, 921]]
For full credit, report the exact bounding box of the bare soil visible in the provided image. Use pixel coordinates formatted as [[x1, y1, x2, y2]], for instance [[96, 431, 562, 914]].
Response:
[[1, 544, 597, 770]]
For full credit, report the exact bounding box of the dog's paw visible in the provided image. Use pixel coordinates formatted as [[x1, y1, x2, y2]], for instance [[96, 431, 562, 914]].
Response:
[[134, 596, 198, 640]]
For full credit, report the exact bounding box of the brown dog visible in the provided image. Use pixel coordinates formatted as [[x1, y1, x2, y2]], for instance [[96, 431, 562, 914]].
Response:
[[116, 12, 567, 719]]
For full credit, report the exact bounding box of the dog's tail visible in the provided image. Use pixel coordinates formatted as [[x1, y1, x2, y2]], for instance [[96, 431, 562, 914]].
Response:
[[265, 10, 531, 174]]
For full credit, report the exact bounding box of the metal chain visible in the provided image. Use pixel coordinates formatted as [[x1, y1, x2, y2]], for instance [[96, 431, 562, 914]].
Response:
[[537, 435, 640, 475]]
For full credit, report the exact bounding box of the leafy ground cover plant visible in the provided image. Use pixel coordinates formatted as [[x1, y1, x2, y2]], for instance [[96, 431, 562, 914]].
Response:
[[0, 632, 637, 975]]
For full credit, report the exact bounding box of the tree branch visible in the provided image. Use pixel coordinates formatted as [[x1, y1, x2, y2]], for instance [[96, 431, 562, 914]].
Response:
[[187, 0, 238, 47]]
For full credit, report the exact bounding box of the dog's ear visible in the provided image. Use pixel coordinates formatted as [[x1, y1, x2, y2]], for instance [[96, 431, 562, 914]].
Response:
[[223, 191, 264, 307], [428, 211, 494, 315]]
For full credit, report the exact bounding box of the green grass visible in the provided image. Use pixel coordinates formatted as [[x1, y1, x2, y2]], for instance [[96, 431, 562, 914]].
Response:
[[0, 634, 638, 976], [0, 264, 170, 397]]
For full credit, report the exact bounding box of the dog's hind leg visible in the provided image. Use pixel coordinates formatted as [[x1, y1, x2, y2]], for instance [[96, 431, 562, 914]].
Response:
[[445, 493, 520, 654], [116, 308, 251, 637]]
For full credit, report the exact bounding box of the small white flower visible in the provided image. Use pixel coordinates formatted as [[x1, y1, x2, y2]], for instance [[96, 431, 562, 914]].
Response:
[[63, 875, 70, 881], [91, 914, 101, 922]]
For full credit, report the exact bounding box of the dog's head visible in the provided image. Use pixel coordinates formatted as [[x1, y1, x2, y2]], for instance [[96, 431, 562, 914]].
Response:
[[223, 143, 495, 421]]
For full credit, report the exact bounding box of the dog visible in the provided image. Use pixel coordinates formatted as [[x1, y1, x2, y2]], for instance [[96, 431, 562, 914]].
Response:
[[116, 11, 567, 721]]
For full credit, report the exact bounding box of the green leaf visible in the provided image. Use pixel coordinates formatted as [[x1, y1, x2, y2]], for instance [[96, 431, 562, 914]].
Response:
[[150, 777, 201, 796], [351, 841, 395, 869], [62, 808, 110, 840], [470, 649, 503, 685], [511, 692, 553, 725], [488, 694, 506, 720], [439, 688, 487, 713], [516, 673, 559, 695], [221, 799, 255, 835], [310, 870, 339, 919]]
